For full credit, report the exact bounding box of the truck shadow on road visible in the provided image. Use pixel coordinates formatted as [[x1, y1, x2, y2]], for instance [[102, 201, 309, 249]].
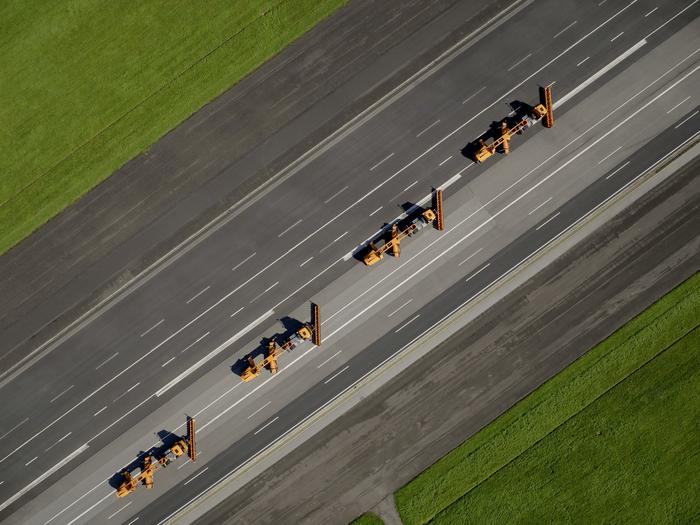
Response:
[[352, 200, 431, 264], [107, 428, 187, 489], [230, 316, 305, 376], [461, 100, 535, 161]]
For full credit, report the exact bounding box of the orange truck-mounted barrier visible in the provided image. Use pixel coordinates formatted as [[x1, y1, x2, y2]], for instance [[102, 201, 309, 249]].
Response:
[[116, 417, 197, 497], [363, 189, 445, 266], [473, 86, 554, 163], [241, 303, 321, 382]]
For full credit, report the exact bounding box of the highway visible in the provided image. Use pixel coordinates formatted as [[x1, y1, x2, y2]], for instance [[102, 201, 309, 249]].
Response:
[[1, 0, 699, 523]]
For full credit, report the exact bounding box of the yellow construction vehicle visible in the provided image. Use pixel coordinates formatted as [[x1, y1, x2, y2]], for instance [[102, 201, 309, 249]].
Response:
[[241, 303, 321, 382], [473, 86, 554, 163], [363, 189, 445, 266], [116, 418, 197, 497]]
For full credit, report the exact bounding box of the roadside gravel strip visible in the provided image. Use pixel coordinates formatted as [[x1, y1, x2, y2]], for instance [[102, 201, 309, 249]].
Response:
[[192, 156, 700, 525]]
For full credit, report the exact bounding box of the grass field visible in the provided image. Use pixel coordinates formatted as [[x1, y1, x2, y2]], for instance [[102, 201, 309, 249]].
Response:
[[395, 271, 700, 525], [350, 512, 385, 525], [0, 0, 346, 255]]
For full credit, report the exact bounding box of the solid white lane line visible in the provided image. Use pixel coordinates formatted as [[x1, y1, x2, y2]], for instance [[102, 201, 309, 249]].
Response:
[[247, 401, 272, 419], [644, 7, 658, 17], [576, 56, 590, 67], [299, 256, 314, 267], [324, 186, 349, 204], [369, 153, 395, 171], [324, 366, 350, 384], [93, 406, 107, 417], [0, 444, 88, 513], [610, 31, 624, 42], [139, 319, 164, 338], [194, 384, 242, 420], [254, 417, 279, 435], [556, 39, 646, 107], [277, 219, 303, 238], [156, 310, 274, 397], [462, 86, 486, 105], [645, 0, 698, 40], [458, 248, 484, 267], [675, 110, 699, 128], [507, 52, 532, 72], [251, 282, 279, 302], [127, 382, 140, 393], [395, 315, 421, 333], [107, 502, 131, 520], [317, 351, 342, 369], [95, 352, 119, 370], [416, 120, 441, 137], [181, 332, 210, 352], [553, 20, 577, 39], [49, 384, 74, 404], [184, 467, 209, 486], [90, 395, 155, 444], [403, 180, 418, 192], [388, 299, 414, 318], [0, 417, 29, 440], [536, 212, 562, 231], [528, 197, 553, 215], [598, 146, 623, 164], [369, 206, 383, 217], [25, 456, 38, 466], [231, 252, 256, 272], [186, 286, 210, 304], [161, 357, 176, 368], [439, 156, 453, 166], [606, 161, 631, 180], [667, 95, 692, 113], [43, 481, 105, 525], [465, 263, 491, 284], [64, 491, 111, 525]]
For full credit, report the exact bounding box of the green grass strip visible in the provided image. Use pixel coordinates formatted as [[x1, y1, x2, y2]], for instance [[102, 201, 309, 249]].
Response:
[[350, 512, 386, 525], [0, 0, 347, 255], [395, 271, 700, 525], [430, 325, 700, 524]]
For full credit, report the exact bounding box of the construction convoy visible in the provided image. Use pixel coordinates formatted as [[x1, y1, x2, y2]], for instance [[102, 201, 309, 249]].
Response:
[[113, 86, 554, 500], [116, 417, 197, 497]]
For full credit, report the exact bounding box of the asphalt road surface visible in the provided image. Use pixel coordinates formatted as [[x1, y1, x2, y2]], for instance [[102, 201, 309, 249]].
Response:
[[1, 0, 699, 523], [191, 145, 700, 525]]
